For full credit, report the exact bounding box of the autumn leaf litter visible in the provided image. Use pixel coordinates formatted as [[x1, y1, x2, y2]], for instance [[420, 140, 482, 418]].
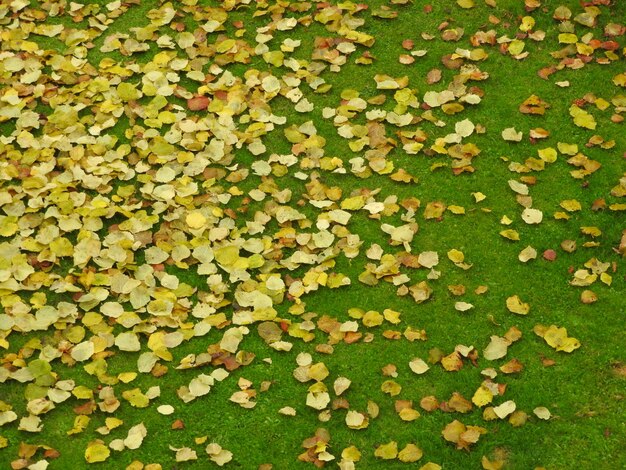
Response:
[[0, 0, 625, 468]]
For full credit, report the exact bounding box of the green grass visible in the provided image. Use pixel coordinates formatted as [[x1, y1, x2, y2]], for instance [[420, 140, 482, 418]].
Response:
[[1, 0, 625, 468]]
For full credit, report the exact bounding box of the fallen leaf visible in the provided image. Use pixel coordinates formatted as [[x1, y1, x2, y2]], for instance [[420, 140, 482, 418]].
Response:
[[484, 336, 510, 360], [409, 358, 430, 375], [85, 441, 110, 463], [518, 246, 537, 262], [374, 441, 398, 460], [502, 128, 523, 142], [398, 443, 423, 462], [533, 407, 551, 420], [493, 400, 516, 419], [534, 325, 580, 352], [506, 295, 530, 315], [521, 208, 543, 224]]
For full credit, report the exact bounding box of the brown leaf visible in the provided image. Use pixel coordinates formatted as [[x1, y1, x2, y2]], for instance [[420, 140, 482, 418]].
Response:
[[427, 68, 442, 84], [187, 95, 210, 111], [543, 249, 557, 261], [420, 395, 439, 412]]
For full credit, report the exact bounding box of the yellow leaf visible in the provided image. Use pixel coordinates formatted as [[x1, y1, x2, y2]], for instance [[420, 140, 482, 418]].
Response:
[[306, 390, 330, 410], [538, 147, 557, 163], [518, 246, 537, 262], [174, 447, 198, 462], [424, 201, 446, 219], [399, 407, 421, 421], [508, 40, 525, 56], [383, 309, 401, 324], [122, 388, 150, 408], [374, 441, 398, 460], [472, 386, 493, 407], [398, 443, 423, 462], [482, 455, 505, 470], [342, 446, 361, 462], [506, 295, 530, 315], [581, 226, 601, 237], [613, 73, 626, 87], [381, 380, 402, 396], [559, 33, 578, 44], [334, 377, 352, 396], [457, 0, 475, 8], [557, 142, 578, 155], [308, 363, 329, 382], [500, 229, 520, 241], [71, 341, 95, 362], [340, 196, 365, 210], [105, 417, 123, 430], [560, 199, 581, 212], [207, 443, 233, 466], [85, 441, 110, 463], [216, 39, 236, 53], [418, 251, 439, 268], [502, 127, 523, 142], [447, 249, 464, 263], [508, 410, 528, 427], [520, 16, 535, 32], [214, 245, 240, 266], [362, 310, 384, 327], [580, 290, 598, 304], [118, 372, 137, 383], [68, 415, 90, 435], [409, 358, 430, 375], [484, 335, 510, 360], [186, 211, 206, 229], [345, 410, 369, 429], [569, 105, 596, 130], [73, 386, 93, 400]]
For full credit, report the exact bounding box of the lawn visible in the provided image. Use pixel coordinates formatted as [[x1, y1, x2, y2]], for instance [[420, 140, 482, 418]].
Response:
[[0, 0, 625, 468]]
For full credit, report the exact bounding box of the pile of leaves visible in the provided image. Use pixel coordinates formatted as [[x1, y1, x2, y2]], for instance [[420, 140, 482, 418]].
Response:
[[0, 0, 624, 468]]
